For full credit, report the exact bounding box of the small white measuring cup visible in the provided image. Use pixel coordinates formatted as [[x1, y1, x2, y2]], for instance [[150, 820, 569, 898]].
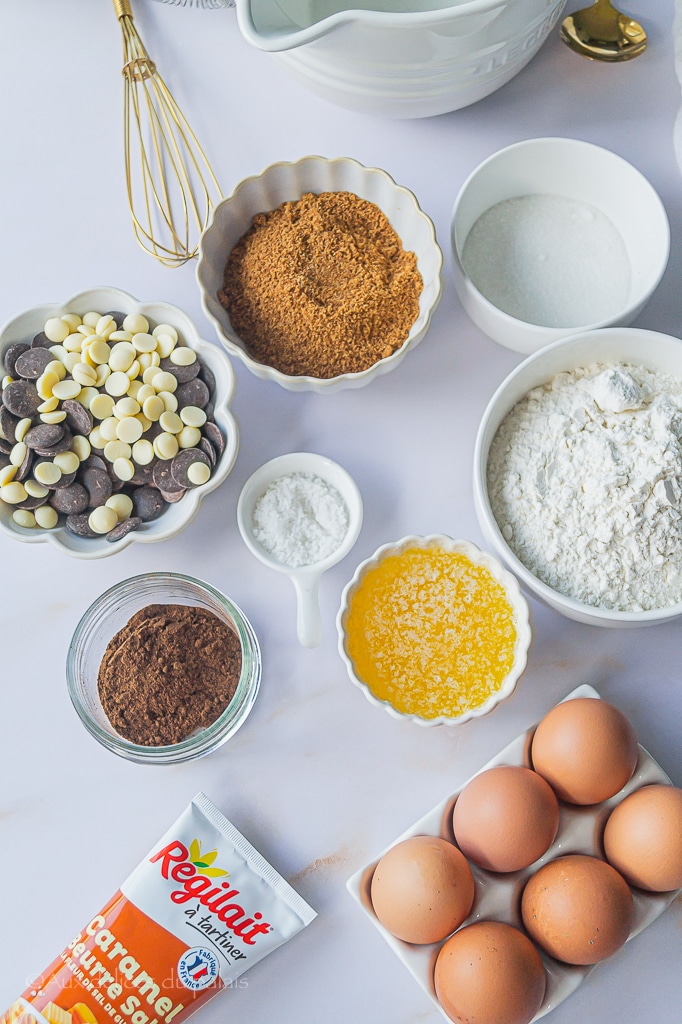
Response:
[[237, 453, 363, 648]]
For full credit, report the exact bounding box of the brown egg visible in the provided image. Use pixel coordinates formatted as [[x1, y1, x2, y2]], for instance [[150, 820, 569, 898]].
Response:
[[453, 765, 560, 872], [370, 835, 475, 944], [521, 854, 634, 964], [603, 784, 682, 891], [531, 697, 638, 804], [434, 921, 546, 1024]]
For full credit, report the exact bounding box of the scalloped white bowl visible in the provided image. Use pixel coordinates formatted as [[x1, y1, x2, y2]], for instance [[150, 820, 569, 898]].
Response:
[[336, 534, 531, 726], [0, 287, 239, 559], [197, 155, 443, 393]]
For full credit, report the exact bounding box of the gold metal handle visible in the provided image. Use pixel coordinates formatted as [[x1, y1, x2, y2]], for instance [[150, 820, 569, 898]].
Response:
[[113, 0, 133, 20]]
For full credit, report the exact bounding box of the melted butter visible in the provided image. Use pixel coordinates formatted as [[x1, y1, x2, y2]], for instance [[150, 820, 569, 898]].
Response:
[[345, 547, 517, 719]]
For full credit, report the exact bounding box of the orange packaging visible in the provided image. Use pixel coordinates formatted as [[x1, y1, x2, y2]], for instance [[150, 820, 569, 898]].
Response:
[[2, 795, 315, 1024]]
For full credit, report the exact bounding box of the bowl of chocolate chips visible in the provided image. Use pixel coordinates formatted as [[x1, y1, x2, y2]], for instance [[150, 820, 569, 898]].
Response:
[[0, 287, 238, 557]]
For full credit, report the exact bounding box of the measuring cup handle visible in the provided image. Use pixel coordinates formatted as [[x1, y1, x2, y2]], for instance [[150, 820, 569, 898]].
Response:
[[291, 575, 323, 649]]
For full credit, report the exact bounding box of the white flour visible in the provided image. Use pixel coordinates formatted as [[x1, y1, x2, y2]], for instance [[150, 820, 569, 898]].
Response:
[[487, 364, 682, 611]]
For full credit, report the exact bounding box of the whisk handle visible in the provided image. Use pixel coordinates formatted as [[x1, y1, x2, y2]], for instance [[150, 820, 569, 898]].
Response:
[[113, 0, 134, 18]]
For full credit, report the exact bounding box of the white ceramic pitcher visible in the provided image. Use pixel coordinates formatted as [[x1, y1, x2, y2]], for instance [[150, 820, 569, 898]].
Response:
[[235, 0, 567, 118]]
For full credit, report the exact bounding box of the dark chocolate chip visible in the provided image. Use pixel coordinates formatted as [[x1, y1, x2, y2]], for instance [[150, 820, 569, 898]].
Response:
[[83, 454, 108, 473], [159, 356, 201, 385], [132, 486, 167, 522], [31, 458, 62, 490], [0, 407, 19, 445], [203, 401, 214, 422], [3, 342, 30, 377], [106, 516, 144, 542], [198, 362, 216, 397], [31, 331, 54, 349], [175, 378, 209, 410], [14, 348, 54, 380], [202, 421, 225, 458], [62, 399, 93, 437], [52, 469, 77, 489], [105, 462, 127, 492], [32, 427, 73, 456], [49, 483, 89, 514], [15, 447, 33, 482], [171, 447, 211, 488], [66, 513, 98, 538], [2, 380, 41, 417], [82, 467, 113, 507], [153, 459, 184, 493], [17, 494, 48, 510], [0, 438, 13, 455], [198, 436, 216, 467], [159, 488, 186, 503], [130, 461, 156, 486], [24, 424, 64, 450]]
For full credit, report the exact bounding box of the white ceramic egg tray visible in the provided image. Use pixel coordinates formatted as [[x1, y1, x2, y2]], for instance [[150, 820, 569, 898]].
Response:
[[346, 684, 681, 1022]]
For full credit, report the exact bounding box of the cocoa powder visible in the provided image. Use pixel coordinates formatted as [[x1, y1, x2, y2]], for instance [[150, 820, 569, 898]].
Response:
[[218, 191, 423, 378], [97, 603, 242, 746]]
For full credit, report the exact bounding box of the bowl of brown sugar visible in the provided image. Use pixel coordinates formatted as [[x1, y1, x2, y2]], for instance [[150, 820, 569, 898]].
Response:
[[197, 156, 443, 392], [67, 573, 261, 764]]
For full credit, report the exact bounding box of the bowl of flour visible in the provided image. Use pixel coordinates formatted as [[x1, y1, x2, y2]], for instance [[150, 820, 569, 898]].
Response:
[[474, 327, 682, 626]]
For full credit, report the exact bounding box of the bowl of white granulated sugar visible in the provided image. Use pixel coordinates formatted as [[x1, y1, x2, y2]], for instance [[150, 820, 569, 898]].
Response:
[[474, 327, 682, 627]]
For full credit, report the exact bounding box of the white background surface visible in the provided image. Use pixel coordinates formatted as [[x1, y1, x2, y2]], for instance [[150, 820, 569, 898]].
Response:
[[0, 1, 680, 1022]]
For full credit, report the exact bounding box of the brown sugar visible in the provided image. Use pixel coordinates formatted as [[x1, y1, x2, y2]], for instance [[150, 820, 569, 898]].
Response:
[[218, 191, 423, 378], [97, 603, 242, 746]]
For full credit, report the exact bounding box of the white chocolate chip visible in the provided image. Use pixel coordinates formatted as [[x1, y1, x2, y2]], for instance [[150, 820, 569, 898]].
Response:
[[127, 379, 143, 400], [142, 395, 165, 422], [103, 440, 132, 463], [37, 397, 59, 414], [35, 505, 59, 529], [34, 462, 62, 486], [109, 330, 133, 343], [170, 347, 197, 367], [139, 351, 161, 370], [88, 339, 112, 365], [37, 371, 60, 400], [132, 438, 154, 465], [123, 313, 149, 335], [64, 352, 81, 374], [82, 311, 102, 328], [99, 417, 119, 443], [159, 391, 178, 413], [52, 379, 82, 401], [109, 342, 137, 372], [88, 505, 119, 534], [142, 366, 162, 385], [71, 435, 91, 462], [113, 457, 135, 481], [44, 317, 70, 343], [153, 432, 179, 461], [49, 345, 68, 363], [104, 371, 131, 397], [132, 332, 157, 354], [95, 363, 111, 387], [90, 393, 115, 420], [159, 410, 183, 435], [187, 462, 211, 486], [40, 411, 67, 425], [15, 417, 32, 442], [152, 371, 177, 394], [12, 508, 36, 529], [77, 386, 99, 410], [89, 427, 105, 449], [53, 451, 80, 475], [106, 493, 134, 521], [1, 481, 27, 503], [116, 417, 144, 444], [77, 324, 96, 337], [0, 464, 17, 486], [114, 397, 140, 418], [180, 405, 207, 428], [177, 426, 202, 449], [152, 323, 178, 342], [45, 359, 67, 381], [63, 334, 84, 353], [96, 315, 115, 338], [25, 478, 49, 498], [10, 442, 27, 467], [155, 333, 177, 358], [126, 360, 141, 381], [72, 362, 99, 387], [62, 312, 82, 331]]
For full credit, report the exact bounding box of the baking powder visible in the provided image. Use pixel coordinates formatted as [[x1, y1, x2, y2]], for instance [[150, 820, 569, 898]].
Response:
[[487, 364, 682, 611], [253, 471, 349, 567]]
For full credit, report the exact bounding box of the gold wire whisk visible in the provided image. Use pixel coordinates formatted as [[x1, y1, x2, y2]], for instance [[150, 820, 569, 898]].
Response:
[[112, 0, 222, 267]]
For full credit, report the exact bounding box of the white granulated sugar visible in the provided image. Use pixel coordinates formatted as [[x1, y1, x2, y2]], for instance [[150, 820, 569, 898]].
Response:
[[461, 195, 631, 328], [253, 471, 349, 568], [487, 364, 682, 611]]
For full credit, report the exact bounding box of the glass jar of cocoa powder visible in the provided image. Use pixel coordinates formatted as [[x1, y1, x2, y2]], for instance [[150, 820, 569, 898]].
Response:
[[67, 573, 261, 764]]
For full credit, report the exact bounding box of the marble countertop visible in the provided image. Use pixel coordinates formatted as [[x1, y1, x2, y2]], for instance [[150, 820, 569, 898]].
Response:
[[0, 1, 680, 1021]]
